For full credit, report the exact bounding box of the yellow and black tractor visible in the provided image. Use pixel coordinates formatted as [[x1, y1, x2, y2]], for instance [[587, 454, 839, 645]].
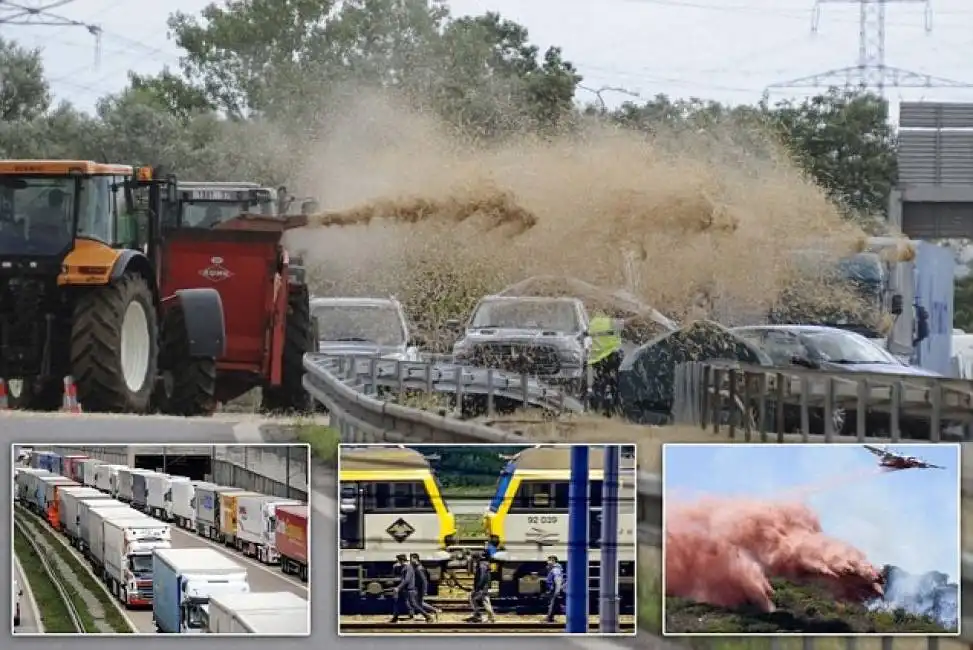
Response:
[[0, 160, 226, 414]]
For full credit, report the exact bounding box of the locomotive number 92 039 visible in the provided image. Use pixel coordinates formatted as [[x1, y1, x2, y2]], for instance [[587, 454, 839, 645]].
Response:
[[526, 516, 558, 525]]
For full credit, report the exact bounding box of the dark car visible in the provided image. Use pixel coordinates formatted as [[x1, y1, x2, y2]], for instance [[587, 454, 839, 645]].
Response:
[[732, 325, 942, 437]]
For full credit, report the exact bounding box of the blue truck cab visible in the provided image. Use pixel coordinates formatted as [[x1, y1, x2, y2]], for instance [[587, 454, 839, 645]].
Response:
[[152, 547, 250, 634]]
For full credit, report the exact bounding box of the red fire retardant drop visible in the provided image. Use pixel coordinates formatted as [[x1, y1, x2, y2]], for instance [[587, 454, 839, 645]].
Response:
[[665, 497, 884, 612]]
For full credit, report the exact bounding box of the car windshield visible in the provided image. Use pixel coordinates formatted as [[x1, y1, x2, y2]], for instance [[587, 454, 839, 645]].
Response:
[[0, 176, 76, 256], [801, 329, 900, 364], [470, 300, 580, 332], [313, 304, 406, 346]]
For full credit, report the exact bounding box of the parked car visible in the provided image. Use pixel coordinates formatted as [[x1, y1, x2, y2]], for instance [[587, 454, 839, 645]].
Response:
[[732, 324, 943, 437]]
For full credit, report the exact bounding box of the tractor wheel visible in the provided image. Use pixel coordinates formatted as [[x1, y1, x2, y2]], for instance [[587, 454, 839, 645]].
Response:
[[261, 285, 313, 414], [156, 303, 218, 417], [70, 273, 159, 413]]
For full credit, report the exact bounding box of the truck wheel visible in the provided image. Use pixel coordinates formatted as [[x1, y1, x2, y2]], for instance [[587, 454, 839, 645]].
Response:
[[156, 303, 217, 416], [261, 285, 313, 414], [70, 274, 158, 413]]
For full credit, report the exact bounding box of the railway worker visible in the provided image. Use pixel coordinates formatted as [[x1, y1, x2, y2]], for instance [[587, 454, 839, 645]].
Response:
[[466, 551, 496, 624], [544, 555, 566, 623], [410, 553, 440, 620], [390, 553, 431, 623], [587, 311, 624, 416]]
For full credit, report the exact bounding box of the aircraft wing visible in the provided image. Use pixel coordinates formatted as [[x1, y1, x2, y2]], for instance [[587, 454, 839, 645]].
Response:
[[919, 462, 946, 470], [863, 445, 891, 459]]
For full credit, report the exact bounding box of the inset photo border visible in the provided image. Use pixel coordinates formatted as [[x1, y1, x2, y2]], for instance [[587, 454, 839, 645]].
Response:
[[336, 442, 638, 636], [11, 442, 311, 636], [662, 442, 961, 637]]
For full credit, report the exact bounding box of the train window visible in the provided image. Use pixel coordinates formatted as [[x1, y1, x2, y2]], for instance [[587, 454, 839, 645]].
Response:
[[510, 481, 571, 513], [589, 481, 603, 509], [552, 482, 570, 509], [363, 482, 434, 513]]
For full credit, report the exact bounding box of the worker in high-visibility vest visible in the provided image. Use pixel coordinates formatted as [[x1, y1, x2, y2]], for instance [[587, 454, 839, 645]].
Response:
[[588, 312, 624, 415]]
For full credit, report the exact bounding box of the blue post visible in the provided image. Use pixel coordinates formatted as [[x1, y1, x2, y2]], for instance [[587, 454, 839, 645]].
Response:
[[599, 445, 620, 633], [566, 445, 589, 633]]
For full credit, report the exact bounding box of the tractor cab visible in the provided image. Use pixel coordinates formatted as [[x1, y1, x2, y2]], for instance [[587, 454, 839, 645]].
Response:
[[162, 182, 277, 229]]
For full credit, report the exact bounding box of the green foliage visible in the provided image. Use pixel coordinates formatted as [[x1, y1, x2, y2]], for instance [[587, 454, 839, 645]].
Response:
[[666, 578, 949, 634], [296, 424, 340, 466], [416, 445, 526, 488]]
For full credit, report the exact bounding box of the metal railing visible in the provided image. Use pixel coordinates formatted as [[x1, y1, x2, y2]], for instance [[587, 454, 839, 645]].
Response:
[[672, 360, 973, 441], [303, 352, 969, 646]]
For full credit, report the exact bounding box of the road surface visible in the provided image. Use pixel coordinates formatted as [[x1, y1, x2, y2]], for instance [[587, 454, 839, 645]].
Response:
[[13, 555, 42, 634]]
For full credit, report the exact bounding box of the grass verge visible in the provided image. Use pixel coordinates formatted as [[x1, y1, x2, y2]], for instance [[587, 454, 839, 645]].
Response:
[[23, 510, 134, 633], [296, 423, 340, 466], [15, 515, 98, 632], [14, 523, 75, 633]]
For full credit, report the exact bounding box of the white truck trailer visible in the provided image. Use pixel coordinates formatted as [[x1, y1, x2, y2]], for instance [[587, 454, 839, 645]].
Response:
[[78, 499, 130, 556], [235, 496, 300, 563], [170, 479, 196, 529], [102, 513, 172, 608], [152, 548, 250, 634], [205, 591, 308, 634], [58, 486, 107, 546], [79, 459, 104, 488]]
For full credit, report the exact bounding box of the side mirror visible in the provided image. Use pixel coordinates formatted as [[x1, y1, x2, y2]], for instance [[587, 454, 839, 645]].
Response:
[[890, 294, 904, 316]]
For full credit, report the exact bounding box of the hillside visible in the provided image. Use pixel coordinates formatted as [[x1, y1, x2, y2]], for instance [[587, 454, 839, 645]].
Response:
[[665, 577, 951, 634]]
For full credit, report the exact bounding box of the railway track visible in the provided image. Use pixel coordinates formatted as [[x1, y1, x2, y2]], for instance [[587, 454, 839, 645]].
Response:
[[341, 620, 637, 633], [14, 514, 86, 633]]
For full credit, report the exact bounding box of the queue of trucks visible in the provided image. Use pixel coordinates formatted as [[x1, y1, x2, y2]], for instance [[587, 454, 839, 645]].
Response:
[[14, 450, 310, 634]]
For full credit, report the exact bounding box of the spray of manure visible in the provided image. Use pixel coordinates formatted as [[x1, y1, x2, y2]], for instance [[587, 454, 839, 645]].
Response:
[[283, 88, 869, 336], [665, 497, 884, 613]]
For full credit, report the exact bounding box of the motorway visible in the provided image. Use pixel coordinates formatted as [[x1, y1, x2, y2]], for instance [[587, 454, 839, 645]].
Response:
[[2, 409, 679, 649], [13, 555, 42, 634]]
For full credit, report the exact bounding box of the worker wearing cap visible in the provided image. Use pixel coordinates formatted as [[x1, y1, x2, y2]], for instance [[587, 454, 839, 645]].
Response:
[[588, 311, 623, 415], [390, 553, 430, 623]]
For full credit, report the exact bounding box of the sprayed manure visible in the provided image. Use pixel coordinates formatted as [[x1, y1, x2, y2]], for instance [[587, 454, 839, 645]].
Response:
[[289, 89, 868, 331], [665, 497, 884, 614]]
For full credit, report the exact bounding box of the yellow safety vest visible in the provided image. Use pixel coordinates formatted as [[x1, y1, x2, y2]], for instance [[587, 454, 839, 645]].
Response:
[[588, 316, 621, 365]]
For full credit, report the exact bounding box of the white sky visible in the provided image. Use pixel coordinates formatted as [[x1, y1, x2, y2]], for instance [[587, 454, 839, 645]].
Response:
[[5, 0, 973, 115]]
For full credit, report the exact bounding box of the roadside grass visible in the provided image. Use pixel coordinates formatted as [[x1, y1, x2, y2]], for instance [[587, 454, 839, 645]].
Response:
[[23, 510, 134, 633], [14, 524, 75, 633], [295, 423, 340, 466], [15, 515, 98, 632]]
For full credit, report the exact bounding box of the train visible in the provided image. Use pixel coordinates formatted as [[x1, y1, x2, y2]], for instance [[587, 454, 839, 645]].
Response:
[[338, 446, 456, 613], [483, 445, 637, 614]]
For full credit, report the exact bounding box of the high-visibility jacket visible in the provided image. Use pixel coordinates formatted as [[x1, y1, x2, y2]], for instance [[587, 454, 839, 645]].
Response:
[[588, 315, 621, 365]]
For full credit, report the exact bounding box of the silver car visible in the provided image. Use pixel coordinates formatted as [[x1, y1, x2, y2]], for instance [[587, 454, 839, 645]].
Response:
[[310, 297, 420, 361], [451, 295, 591, 393]]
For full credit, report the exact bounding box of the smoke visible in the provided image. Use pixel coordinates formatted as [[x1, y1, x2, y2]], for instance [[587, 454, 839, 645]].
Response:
[[281, 87, 867, 328], [870, 566, 959, 630], [665, 497, 884, 613]]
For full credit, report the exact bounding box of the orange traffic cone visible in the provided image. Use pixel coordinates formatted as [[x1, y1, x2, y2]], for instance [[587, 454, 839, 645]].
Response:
[[0, 379, 8, 410], [62, 376, 82, 413]]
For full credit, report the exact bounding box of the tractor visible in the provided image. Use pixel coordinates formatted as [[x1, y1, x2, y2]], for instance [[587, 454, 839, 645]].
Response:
[[156, 181, 316, 413], [0, 161, 226, 413]]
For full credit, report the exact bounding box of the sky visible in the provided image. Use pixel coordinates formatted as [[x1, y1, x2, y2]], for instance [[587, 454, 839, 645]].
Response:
[[7, 0, 973, 117], [663, 443, 961, 578]]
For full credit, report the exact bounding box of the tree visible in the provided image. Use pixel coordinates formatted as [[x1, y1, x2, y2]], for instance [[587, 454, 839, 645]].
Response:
[[127, 68, 215, 121], [955, 274, 973, 333], [0, 37, 51, 121], [771, 88, 897, 218]]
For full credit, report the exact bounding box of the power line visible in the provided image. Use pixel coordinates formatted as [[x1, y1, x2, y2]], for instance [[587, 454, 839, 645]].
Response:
[[769, 0, 973, 96], [0, 0, 101, 65]]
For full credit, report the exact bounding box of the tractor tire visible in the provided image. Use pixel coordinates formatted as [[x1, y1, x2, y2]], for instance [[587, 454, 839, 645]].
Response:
[[70, 273, 159, 413], [261, 285, 313, 414], [156, 303, 218, 417]]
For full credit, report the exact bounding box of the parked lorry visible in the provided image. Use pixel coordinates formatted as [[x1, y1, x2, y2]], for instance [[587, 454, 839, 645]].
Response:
[[62, 455, 88, 483], [41, 477, 78, 525], [197, 485, 246, 540], [80, 459, 103, 488], [146, 473, 182, 520], [31, 451, 60, 474], [236, 496, 299, 562], [275, 504, 308, 581], [103, 514, 172, 607], [78, 499, 130, 554], [116, 468, 137, 502], [171, 479, 196, 528], [205, 591, 308, 634], [152, 547, 250, 633], [132, 470, 154, 511], [15, 468, 49, 506], [58, 486, 106, 542], [218, 490, 262, 547], [82, 504, 142, 562], [94, 464, 126, 496]]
